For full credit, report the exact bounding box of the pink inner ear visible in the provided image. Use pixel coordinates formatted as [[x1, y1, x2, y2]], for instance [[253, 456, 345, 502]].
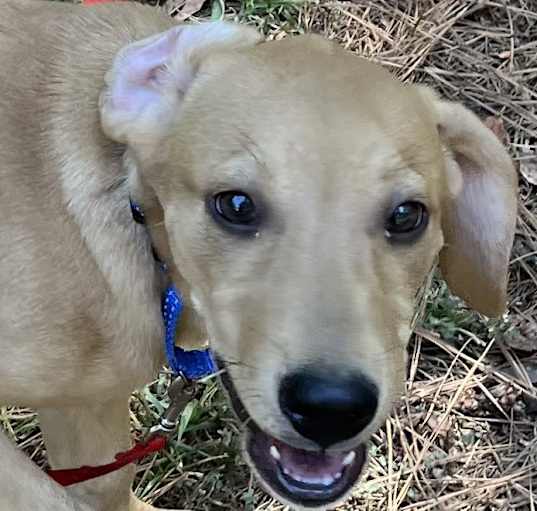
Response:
[[454, 154, 511, 252], [110, 28, 181, 116], [444, 153, 514, 315], [101, 21, 261, 143]]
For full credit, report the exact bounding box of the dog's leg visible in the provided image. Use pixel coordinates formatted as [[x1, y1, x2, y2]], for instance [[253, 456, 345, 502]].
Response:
[[39, 396, 149, 511], [0, 430, 93, 510]]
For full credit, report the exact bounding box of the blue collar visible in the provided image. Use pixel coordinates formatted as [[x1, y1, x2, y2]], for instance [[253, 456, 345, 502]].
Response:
[[130, 199, 216, 380]]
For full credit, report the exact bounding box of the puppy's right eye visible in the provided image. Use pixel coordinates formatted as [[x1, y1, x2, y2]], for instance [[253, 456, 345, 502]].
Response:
[[210, 191, 259, 234], [385, 201, 428, 243]]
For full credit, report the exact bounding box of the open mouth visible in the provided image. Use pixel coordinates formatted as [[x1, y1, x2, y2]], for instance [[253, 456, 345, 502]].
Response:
[[217, 359, 368, 507], [247, 422, 367, 507]]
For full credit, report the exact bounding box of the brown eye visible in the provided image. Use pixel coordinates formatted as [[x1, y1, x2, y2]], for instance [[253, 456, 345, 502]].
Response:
[[385, 202, 428, 242], [210, 191, 259, 234], [215, 191, 256, 224]]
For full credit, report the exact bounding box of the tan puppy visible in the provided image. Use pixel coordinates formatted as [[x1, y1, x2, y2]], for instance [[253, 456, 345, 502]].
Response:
[[0, 1, 517, 510]]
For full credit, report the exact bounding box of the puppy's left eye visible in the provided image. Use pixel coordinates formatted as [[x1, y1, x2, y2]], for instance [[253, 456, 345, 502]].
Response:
[[385, 201, 428, 241]]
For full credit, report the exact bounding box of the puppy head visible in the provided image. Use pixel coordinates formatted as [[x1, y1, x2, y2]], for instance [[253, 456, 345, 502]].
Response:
[[101, 26, 517, 509]]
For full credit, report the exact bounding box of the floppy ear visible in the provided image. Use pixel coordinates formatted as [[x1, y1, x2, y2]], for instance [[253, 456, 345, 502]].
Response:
[[100, 22, 261, 145], [420, 89, 518, 317]]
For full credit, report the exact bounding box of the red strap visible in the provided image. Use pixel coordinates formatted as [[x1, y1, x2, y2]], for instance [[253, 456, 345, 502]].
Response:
[[47, 436, 167, 487]]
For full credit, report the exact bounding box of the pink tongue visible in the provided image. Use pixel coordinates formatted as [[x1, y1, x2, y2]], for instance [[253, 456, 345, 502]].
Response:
[[275, 440, 347, 479]]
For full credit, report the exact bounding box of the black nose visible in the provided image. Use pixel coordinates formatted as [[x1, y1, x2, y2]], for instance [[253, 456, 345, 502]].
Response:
[[279, 370, 378, 449]]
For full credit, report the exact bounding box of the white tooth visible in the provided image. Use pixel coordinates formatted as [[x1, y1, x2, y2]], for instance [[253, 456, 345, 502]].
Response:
[[282, 466, 291, 476], [342, 451, 356, 467], [323, 476, 335, 486], [269, 445, 281, 461], [334, 472, 342, 480]]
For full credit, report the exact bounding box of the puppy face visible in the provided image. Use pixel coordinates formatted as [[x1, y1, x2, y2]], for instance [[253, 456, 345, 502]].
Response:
[[101, 26, 516, 509]]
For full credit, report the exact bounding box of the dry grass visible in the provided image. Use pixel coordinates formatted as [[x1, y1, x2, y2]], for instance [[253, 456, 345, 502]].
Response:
[[3, 0, 537, 509]]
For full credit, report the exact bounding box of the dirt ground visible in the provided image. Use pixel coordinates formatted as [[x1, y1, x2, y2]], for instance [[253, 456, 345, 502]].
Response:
[[4, 1, 537, 509]]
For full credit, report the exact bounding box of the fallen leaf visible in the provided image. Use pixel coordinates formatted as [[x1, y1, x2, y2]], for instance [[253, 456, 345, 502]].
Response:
[[169, 0, 206, 21], [484, 116, 509, 146], [459, 388, 479, 412], [519, 158, 537, 185], [426, 414, 451, 439], [502, 316, 537, 351]]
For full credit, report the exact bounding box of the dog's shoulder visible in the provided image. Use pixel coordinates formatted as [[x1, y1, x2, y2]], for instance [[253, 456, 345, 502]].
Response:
[[0, 0, 168, 371]]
